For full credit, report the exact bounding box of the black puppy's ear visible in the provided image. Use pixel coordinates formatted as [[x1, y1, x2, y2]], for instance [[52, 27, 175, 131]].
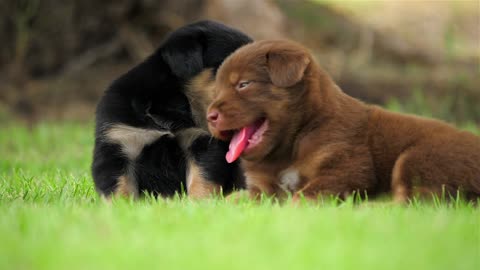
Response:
[[162, 39, 204, 79], [266, 48, 310, 88]]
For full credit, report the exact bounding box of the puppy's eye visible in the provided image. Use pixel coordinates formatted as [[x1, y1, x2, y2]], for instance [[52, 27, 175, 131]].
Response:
[[236, 81, 251, 91]]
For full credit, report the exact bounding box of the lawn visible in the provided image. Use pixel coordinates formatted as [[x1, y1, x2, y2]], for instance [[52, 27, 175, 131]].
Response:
[[0, 121, 479, 270]]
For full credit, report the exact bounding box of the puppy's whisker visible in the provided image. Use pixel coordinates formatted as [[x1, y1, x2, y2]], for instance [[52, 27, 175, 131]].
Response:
[[209, 135, 215, 144]]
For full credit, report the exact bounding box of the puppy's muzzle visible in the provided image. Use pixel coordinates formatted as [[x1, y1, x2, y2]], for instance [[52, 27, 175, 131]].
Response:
[[207, 109, 222, 128]]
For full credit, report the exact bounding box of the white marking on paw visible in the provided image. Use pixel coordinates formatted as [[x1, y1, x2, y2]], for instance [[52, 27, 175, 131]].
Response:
[[279, 168, 301, 192]]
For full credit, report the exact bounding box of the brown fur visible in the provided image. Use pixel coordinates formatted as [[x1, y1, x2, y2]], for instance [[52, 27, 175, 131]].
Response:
[[186, 161, 223, 199], [115, 175, 139, 198], [185, 69, 217, 131], [207, 40, 480, 202], [183, 69, 227, 198]]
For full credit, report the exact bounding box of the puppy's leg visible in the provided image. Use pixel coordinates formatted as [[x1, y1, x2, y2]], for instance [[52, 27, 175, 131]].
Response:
[[391, 145, 480, 203], [293, 175, 363, 202], [177, 128, 236, 198], [225, 185, 279, 203], [186, 161, 222, 199], [391, 151, 415, 203], [225, 190, 251, 203], [242, 169, 286, 202], [133, 135, 187, 197], [92, 139, 138, 199], [114, 174, 138, 198], [392, 154, 455, 203], [95, 124, 171, 199], [294, 149, 376, 202]]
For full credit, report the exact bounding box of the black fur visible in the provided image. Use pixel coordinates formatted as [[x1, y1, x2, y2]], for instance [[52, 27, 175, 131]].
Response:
[[92, 20, 251, 197], [188, 135, 243, 191]]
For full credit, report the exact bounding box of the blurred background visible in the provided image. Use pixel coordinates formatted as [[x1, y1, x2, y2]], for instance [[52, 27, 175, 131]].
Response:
[[0, 0, 478, 126]]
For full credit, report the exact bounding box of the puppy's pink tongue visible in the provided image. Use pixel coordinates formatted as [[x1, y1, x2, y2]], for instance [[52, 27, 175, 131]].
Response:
[[226, 126, 256, 163]]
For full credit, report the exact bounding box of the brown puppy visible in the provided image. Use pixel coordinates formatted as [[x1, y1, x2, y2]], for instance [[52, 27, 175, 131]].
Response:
[[206, 40, 480, 202]]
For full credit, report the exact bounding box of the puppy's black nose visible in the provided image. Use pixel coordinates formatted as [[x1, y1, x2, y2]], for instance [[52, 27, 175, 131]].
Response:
[[207, 111, 219, 126]]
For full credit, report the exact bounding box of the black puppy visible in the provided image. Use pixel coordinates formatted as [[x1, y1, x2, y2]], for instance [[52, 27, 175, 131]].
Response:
[[92, 21, 251, 198]]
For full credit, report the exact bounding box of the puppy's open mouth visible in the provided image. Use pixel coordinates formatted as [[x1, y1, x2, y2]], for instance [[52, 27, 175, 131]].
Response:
[[223, 118, 268, 163]]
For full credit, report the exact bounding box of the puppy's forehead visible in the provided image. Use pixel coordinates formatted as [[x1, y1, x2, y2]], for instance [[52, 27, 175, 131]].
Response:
[[219, 40, 309, 84], [229, 72, 240, 84], [219, 43, 272, 83], [218, 58, 254, 85]]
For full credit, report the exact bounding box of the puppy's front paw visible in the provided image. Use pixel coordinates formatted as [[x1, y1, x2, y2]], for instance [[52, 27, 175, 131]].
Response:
[[291, 193, 313, 206], [225, 190, 251, 203]]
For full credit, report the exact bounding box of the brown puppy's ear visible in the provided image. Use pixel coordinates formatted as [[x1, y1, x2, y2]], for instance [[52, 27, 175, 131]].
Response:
[[266, 49, 310, 88]]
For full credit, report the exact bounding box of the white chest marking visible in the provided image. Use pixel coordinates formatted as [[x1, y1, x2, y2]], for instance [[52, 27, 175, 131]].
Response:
[[279, 168, 301, 192], [105, 124, 172, 160]]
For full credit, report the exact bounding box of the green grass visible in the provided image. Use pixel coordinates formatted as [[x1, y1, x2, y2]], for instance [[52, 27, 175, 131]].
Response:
[[1, 121, 479, 270]]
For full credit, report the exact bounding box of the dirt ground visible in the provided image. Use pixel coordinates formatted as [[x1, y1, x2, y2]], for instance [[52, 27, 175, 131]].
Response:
[[0, 0, 478, 124]]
